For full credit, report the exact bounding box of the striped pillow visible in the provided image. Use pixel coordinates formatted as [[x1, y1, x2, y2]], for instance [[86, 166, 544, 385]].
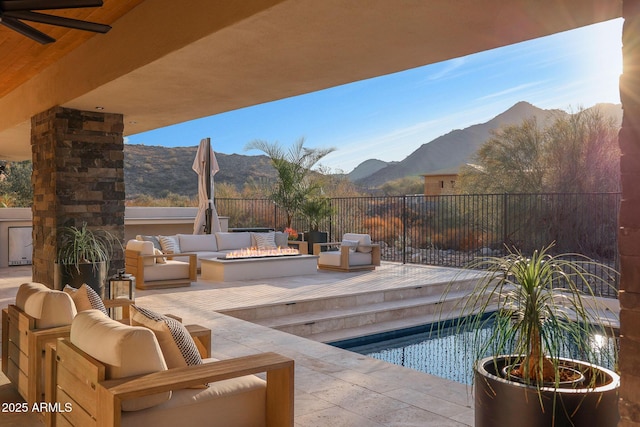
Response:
[[129, 306, 202, 368], [158, 235, 181, 254], [254, 232, 277, 249]]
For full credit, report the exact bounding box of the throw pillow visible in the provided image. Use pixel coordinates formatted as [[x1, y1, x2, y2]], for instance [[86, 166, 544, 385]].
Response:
[[129, 305, 202, 369], [64, 284, 109, 316], [136, 235, 162, 250], [154, 248, 167, 264], [254, 232, 277, 249], [341, 239, 359, 253], [274, 231, 289, 248], [158, 235, 181, 254]]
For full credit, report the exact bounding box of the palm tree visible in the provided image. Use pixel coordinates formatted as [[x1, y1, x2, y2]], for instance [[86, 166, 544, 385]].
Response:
[[245, 138, 335, 229]]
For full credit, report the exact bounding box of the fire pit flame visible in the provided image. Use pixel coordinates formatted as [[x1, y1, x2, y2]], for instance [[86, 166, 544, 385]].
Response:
[[222, 246, 300, 259]]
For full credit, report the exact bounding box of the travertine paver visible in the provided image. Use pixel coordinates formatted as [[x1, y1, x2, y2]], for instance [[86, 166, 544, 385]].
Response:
[[0, 263, 475, 427]]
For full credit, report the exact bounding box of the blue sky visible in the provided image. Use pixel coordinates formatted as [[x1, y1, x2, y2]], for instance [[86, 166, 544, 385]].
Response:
[[127, 18, 623, 174]]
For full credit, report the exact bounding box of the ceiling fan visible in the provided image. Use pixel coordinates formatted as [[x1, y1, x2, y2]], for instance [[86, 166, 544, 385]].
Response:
[[0, 0, 111, 45]]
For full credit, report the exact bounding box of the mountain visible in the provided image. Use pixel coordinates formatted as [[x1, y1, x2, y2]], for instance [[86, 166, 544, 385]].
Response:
[[348, 159, 392, 181], [124, 145, 276, 198], [123, 102, 623, 198], [353, 102, 560, 188], [352, 102, 622, 188]]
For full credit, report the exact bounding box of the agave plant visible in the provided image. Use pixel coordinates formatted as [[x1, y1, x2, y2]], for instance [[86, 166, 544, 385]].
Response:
[[57, 222, 120, 272], [443, 243, 618, 387]]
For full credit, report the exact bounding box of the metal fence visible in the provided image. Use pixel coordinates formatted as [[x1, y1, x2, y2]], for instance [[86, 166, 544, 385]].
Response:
[[215, 193, 621, 297]]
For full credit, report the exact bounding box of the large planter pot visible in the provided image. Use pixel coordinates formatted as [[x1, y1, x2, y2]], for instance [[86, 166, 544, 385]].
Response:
[[475, 355, 619, 427], [54, 261, 107, 298], [305, 231, 328, 255]]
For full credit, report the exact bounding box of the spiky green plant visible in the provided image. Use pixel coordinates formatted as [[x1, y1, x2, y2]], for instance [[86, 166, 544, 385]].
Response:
[[441, 243, 618, 387], [56, 223, 120, 272]]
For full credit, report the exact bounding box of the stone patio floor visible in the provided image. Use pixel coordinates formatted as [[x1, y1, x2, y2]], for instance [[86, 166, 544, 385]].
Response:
[[0, 262, 475, 426]]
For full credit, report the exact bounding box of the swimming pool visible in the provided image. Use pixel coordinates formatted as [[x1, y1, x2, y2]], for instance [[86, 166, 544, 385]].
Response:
[[330, 317, 617, 385]]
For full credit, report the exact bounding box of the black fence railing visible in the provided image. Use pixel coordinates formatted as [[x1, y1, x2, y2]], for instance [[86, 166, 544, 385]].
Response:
[[215, 193, 621, 297]]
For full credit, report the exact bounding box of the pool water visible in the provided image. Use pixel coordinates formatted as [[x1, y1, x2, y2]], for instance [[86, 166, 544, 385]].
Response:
[[330, 317, 617, 385]]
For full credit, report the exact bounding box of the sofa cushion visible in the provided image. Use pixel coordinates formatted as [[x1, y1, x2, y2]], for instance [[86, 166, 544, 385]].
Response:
[[159, 235, 181, 254], [70, 310, 171, 411], [215, 232, 252, 251], [15, 282, 76, 328], [126, 239, 156, 266], [143, 260, 191, 281], [178, 234, 218, 252], [318, 251, 372, 267], [130, 306, 203, 369], [252, 232, 277, 249], [343, 233, 373, 253], [121, 363, 266, 427], [64, 284, 108, 316]]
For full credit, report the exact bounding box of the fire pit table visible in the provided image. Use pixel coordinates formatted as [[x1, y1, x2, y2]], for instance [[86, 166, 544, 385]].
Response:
[[200, 254, 319, 282]]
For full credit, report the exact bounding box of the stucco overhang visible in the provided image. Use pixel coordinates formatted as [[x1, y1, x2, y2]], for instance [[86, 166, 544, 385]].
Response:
[[0, 0, 622, 160]]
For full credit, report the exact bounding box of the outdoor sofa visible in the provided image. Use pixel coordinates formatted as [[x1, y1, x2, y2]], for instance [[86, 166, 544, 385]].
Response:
[[133, 231, 308, 269]]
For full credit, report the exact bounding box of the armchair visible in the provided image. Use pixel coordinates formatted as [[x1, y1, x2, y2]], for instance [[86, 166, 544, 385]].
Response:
[[315, 233, 381, 272], [45, 310, 294, 427], [125, 240, 197, 290], [1, 282, 133, 407]]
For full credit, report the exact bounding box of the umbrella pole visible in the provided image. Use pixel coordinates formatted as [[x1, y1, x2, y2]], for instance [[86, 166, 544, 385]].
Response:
[[205, 137, 212, 234]]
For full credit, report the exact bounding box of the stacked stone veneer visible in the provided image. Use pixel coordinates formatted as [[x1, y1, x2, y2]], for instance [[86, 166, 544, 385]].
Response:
[[31, 106, 125, 287]]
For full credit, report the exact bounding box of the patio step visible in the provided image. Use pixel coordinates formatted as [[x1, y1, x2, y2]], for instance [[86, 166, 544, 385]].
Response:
[[219, 277, 476, 321], [219, 278, 477, 342], [256, 290, 470, 338]]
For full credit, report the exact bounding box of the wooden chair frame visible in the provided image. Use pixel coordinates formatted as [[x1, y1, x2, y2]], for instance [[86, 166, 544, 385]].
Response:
[[46, 339, 294, 427], [2, 305, 70, 407], [286, 240, 308, 254], [1, 296, 135, 407], [125, 250, 197, 290], [314, 242, 381, 272]]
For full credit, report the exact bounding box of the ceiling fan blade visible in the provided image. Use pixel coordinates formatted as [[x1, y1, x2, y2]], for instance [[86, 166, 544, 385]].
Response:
[[0, 16, 54, 43], [5, 10, 110, 33], [0, 0, 102, 12]]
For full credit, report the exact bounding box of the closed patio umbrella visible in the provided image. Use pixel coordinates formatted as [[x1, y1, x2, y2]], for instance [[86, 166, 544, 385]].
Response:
[[193, 137, 221, 234]]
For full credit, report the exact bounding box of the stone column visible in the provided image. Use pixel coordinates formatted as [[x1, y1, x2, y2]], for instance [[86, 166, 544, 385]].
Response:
[[31, 106, 125, 287], [620, 1, 640, 425]]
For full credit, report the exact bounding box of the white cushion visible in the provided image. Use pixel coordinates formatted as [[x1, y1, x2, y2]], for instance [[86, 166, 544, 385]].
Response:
[[215, 232, 252, 251], [144, 260, 191, 282], [343, 233, 373, 253], [15, 282, 76, 328], [121, 361, 266, 427], [126, 239, 156, 266], [70, 310, 171, 411], [252, 232, 277, 249], [177, 234, 218, 252], [318, 251, 372, 267]]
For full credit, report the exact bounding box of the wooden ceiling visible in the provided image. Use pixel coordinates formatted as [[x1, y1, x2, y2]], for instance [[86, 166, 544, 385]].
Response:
[[0, 0, 144, 99]]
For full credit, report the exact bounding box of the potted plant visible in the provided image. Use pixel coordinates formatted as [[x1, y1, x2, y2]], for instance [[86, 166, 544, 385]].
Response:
[[440, 243, 619, 427], [54, 222, 120, 298], [300, 196, 333, 254]]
